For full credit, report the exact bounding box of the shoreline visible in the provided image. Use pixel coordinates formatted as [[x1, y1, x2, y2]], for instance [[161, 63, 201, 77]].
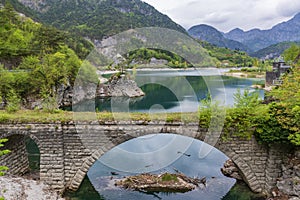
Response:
[[223, 72, 265, 79], [98, 67, 234, 75]]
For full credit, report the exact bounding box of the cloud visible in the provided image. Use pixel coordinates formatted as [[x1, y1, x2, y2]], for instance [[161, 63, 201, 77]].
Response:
[[203, 12, 231, 24], [142, 0, 298, 32], [276, 0, 300, 17]]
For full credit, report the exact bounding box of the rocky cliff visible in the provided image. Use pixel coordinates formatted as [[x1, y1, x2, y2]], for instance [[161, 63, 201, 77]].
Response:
[[59, 74, 144, 108]]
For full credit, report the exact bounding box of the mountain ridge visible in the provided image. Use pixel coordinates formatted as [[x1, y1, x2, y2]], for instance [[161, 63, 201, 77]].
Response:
[[224, 12, 300, 51], [10, 0, 187, 40], [188, 12, 300, 53], [188, 24, 250, 52]]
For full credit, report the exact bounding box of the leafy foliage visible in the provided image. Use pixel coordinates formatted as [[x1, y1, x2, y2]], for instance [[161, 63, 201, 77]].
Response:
[[198, 83, 299, 146], [0, 4, 91, 110], [122, 48, 192, 68], [282, 44, 300, 65], [265, 46, 300, 145], [0, 2, 92, 63], [0, 138, 10, 176], [5, 89, 21, 113]]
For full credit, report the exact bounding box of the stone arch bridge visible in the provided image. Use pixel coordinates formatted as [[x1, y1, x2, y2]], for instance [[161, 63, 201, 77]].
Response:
[[0, 121, 286, 194]]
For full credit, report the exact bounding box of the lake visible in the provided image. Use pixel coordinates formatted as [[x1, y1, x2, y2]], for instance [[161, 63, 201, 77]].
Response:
[[75, 69, 264, 112], [65, 69, 265, 200]]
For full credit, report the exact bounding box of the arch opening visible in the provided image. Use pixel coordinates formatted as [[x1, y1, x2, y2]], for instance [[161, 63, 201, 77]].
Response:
[[0, 134, 41, 180], [69, 133, 261, 199], [24, 136, 40, 180]]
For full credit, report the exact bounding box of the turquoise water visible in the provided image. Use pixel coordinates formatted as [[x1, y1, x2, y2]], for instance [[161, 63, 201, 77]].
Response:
[[74, 69, 264, 112], [66, 69, 265, 199], [64, 134, 265, 200]]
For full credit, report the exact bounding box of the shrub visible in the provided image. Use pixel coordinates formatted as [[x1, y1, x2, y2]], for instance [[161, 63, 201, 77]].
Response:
[[5, 90, 21, 113]]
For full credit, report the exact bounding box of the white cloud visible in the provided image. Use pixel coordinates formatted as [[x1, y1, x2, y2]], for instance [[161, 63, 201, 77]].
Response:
[[276, 0, 300, 17], [142, 0, 299, 32]]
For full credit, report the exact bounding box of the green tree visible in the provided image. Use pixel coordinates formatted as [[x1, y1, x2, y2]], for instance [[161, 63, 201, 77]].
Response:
[[283, 44, 300, 65], [5, 89, 21, 113], [0, 66, 14, 98], [269, 65, 300, 145], [20, 45, 82, 96]]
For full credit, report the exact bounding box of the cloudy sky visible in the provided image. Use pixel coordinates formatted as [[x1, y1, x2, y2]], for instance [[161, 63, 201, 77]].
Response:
[[142, 0, 300, 32]]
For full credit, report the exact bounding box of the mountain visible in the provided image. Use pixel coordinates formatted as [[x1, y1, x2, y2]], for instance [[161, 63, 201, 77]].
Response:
[[250, 41, 300, 59], [225, 13, 300, 52], [10, 0, 187, 40], [188, 24, 250, 52]]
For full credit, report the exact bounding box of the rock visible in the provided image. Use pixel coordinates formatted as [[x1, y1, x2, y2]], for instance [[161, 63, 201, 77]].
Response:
[[277, 179, 294, 196], [0, 175, 64, 200], [276, 156, 300, 199], [21, 73, 145, 109], [221, 159, 243, 180], [97, 74, 145, 98], [72, 81, 98, 105], [269, 187, 289, 200], [289, 197, 300, 200]]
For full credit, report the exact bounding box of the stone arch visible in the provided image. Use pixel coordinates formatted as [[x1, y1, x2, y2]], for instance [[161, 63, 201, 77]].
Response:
[[27, 134, 42, 152], [0, 126, 43, 177], [224, 150, 263, 193], [69, 124, 262, 193]]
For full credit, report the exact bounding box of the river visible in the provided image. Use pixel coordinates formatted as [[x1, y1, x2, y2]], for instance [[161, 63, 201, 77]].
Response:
[[64, 69, 265, 199]]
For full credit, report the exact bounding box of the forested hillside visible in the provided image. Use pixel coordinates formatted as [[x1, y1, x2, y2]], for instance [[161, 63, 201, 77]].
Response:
[[10, 0, 186, 40], [250, 41, 300, 59], [199, 41, 256, 67], [0, 3, 96, 111]]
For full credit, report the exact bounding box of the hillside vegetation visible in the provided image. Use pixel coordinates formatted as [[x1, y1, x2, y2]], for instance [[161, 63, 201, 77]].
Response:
[[0, 3, 96, 111], [199, 41, 258, 68], [250, 41, 300, 59], [198, 45, 300, 146], [10, 0, 186, 40]]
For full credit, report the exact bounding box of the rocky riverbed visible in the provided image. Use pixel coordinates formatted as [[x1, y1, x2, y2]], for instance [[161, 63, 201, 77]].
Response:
[[0, 175, 64, 200]]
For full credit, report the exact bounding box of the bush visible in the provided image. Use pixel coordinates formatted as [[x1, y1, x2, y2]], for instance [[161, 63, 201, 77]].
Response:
[[5, 90, 21, 113], [41, 94, 60, 113]]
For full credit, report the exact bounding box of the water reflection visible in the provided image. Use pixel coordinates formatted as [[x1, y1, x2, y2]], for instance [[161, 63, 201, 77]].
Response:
[[86, 134, 236, 200], [74, 69, 264, 113]]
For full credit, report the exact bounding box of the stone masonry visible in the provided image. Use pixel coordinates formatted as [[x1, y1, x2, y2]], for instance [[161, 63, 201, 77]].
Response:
[[0, 121, 290, 195]]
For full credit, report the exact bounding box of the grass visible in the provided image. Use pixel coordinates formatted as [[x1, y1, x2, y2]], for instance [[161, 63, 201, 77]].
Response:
[[161, 173, 179, 182], [0, 110, 199, 124]]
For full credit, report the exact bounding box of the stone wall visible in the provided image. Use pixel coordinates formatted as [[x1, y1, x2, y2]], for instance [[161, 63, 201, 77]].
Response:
[[0, 122, 293, 195], [266, 71, 278, 86], [0, 134, 29, 176]]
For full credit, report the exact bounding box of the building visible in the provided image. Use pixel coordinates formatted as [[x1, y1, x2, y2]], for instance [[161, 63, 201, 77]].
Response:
[[265, 61, 291, 86]]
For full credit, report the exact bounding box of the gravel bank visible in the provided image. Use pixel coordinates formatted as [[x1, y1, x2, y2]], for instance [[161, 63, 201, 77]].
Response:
[[0, 175, 64, 200]]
